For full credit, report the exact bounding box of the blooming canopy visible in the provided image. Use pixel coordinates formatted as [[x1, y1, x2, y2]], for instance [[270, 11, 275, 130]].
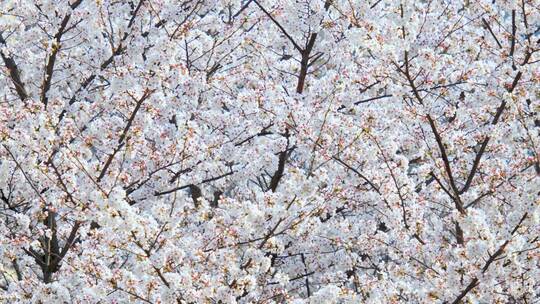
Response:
[[0, 0, 539, 303]]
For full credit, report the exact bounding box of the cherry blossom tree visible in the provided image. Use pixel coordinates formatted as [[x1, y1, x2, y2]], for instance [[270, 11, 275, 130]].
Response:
[[0, 0, 539, 303]]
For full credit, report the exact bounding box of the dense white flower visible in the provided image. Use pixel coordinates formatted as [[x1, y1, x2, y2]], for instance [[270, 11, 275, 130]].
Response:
[[0, 0, 538, 303]]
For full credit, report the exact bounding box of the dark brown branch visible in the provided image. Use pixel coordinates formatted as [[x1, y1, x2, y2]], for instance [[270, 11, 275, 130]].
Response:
[[459, 139, 488, 194], [211, 190, 222, 208], [401, 52, 465, 213], [258, 218, 284, 249], [25, 211, 79, 283], [450, 278, 479, 304], [233, 0, 253, 18], [40, 0, 83, 108], [153, 266, 171, 288], [50, 162, 77, 206], [427, 115, 467, 213], [155, 170, 234, 196], [97, 89, 154, 182], [454, 221, 464, 245], [510, 10, 516, 57], [459, 71, 522, 193], [296, 33, 317, 93], [234, 123, 274, 146], [268, 271, 315, 285], [370, 0, 383, 9], [189, 185, 202, 207], [450, 213, 528, 304], [57, 0, 146, 125], [353, 94, 392, 105], [333, 157, 380, 193], [301, 253, 311, 297], [268, 130, 290, 192], [353, 81, 464, 106], [482, 17, 503, 49], [170, 0, 203, 40], [11, 260, 22, 281], [40, 209, 66, 283], [269, 150, 287, 192], [253, 0, 302, 52], [3, 145, 47, 204], [0, 34, 28, 101], [58, 221, 81, 260], [431, 172, 456, 201]]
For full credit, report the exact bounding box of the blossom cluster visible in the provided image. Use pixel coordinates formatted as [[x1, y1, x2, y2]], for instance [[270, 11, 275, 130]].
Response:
[[0, 0, 539, 303]]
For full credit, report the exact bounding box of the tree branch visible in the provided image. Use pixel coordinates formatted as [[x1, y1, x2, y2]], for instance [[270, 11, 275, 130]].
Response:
[[40, 0, 83, 108], [253, 0, 302, 52], [0, 34, 28, 101], [97, 89, 154, 182]]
